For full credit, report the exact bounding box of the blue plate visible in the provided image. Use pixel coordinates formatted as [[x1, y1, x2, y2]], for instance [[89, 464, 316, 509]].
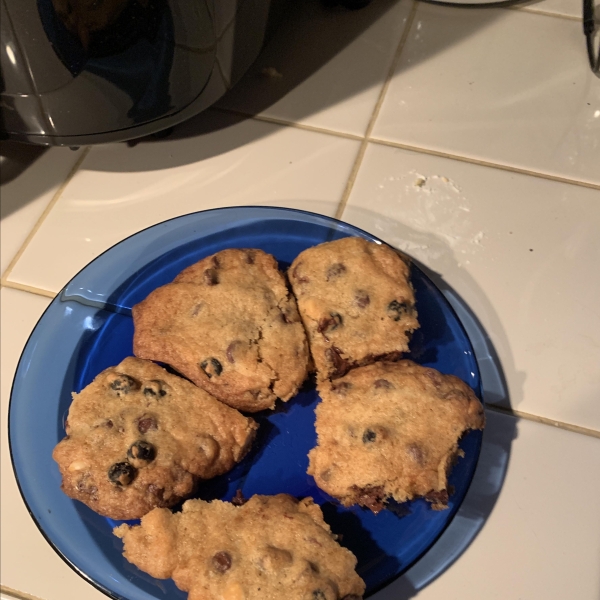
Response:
[[9, 207, 482, 599]]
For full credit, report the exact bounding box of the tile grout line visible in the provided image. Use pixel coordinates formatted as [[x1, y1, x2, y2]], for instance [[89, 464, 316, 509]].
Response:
[[0, 280, 57, 299], [368, 137, 600, 190], [211, 106, 364, 142], [506, 5, 582, 22], [0, 585, 45, 600], [333, 141, 370, 220], [335, 0, 420, 220], [1, 147, 91, 285], [213, 110, 600, 194], [486, 405, 600, 439]]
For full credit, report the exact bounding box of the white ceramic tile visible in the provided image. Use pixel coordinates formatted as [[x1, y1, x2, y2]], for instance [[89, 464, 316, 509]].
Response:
[[376, 410, 600, 600], [372, 4, 600, 185], [516, 0, 582, 19], [342, 142, 600, 430], [0, 288, 106, 600], [0, 145, 82, 277], [217, 0, 413, 136], [6, 110, 360, 294]]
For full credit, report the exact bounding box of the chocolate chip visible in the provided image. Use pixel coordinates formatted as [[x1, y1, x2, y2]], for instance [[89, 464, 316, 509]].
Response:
[[231, 489, 247, 506], [318, 312, 343, 334], [105, 419, 113, 428], [200, 358, 222, 378], [326, 347, 350, 378], [279, 306, 298, 324], [108, 462, 135, 486], [319, 469, 332, 482], [127, 441, 156, 467], [137, 417, 157, 434], [407, 443, 426, 465], [212, 551, 232, 573], [326, 263, 346, 280], [355, 290, 370, 308], [147, 484, 164, 500], [374, 379, 393, 389], [313, 591, 327, 600], [387, 299, 412, 321], [190, 303, 203, 317], [76, 474, 94, 494], [425, 489, 449, 506], [331, 381, 352, 395], [291, 262, 309, 283], [378, 350, 404, 362], [362, 429, 377, 443], [143, 380, 167, 398], [245, 250, 255, 264], [352, 485, 386, 513], [76, 477, 98, 500], [425, 369, 445, 389], [226, 342, 240, 364], [109, 374, 139, 394], [203, 268, 219, 285]]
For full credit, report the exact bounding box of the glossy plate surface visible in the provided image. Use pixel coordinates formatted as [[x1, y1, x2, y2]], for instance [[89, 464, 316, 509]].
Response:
[[9, 207, 483, 599]]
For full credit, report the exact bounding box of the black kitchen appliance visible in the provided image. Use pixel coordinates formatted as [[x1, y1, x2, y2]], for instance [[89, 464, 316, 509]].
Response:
[[0, 0, 288, 145]]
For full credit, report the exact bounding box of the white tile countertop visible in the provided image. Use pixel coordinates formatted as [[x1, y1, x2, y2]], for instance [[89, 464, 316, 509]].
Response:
[[1, 0, 599, 599]]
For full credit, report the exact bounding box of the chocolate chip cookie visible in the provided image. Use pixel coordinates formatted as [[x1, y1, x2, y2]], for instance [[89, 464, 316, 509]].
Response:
[[133, 248, 309, 412], [288, 237, 419, 380], [308, 360, 485, 512], [114, 494, 365, 600], [52, 357, 258, 520]]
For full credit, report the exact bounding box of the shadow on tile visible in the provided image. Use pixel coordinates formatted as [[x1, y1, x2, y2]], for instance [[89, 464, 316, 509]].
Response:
[[0, 141, 47, 186], [0, 141, 51, 220], [83, 0, 523, 172], [216, 0, 521, 132], [214, 0, 410, 128]]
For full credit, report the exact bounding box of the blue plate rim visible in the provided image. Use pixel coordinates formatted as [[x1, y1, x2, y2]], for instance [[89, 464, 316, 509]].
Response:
[[8, 205, 484, 600]]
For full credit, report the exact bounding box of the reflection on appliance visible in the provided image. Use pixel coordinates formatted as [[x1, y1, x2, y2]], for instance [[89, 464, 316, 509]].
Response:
[[39, 0, 174, 124], [0, 0, 288, 145]]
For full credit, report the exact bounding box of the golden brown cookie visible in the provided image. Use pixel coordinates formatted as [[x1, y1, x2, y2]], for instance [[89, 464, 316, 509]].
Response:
[[52, 357, 257, 520], [133, 249, 309, 412], [114, 494, 365, 600], [308, 361, 485, 512], [288, 237, 419, 381]]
